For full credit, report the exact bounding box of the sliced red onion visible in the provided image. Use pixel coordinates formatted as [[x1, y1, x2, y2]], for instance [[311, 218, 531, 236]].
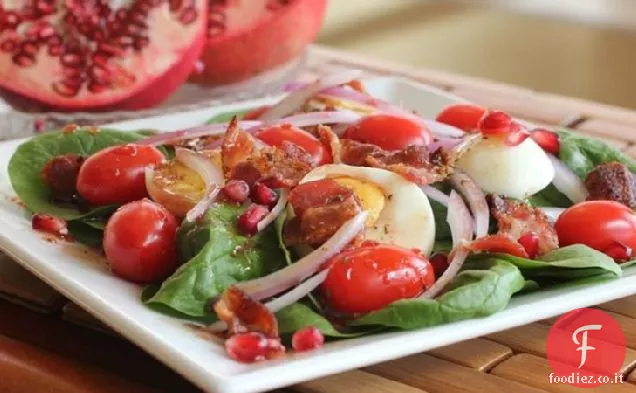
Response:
[[257, 189, 289, 232], [265, 269, 329, 313], [185, 186, 221, 223], [260, 70, 364, 121], [451, 133, 482, 157], [420, 191, 473, 299], [540, 207, 566, 224], [137, 120, 261, 146], [420, 120, 465, 139], [234, 211, 368, 301], [429, 138, 463, 152], [449, 171, 490, 239], [548, 155, 588, 203], [421, 186, 450, 207], [175, 148, 224, 189], [249, 111, 361, 133]]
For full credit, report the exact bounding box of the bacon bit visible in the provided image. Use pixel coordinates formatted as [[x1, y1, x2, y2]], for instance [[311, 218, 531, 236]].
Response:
[[585, 162, 636, 208], [339, 139, 454, 185], [292, 326, 324, 352], [603, 242, 633, 263], [222, 118, 317, 187], [238, 204, 270, 236], [40, 153, 84, 200], [465, 235, 529, 258], [62, 124, 80, 134], [317, 125, 342, 164], [530, 128, 560, 155], [213, 286, 279, 338], [225, 332, 285, 363], [32, 214, 69, 239], [518, 232, 540, 259], [346, 79, 367, 93], [489, 195, 559, 256]]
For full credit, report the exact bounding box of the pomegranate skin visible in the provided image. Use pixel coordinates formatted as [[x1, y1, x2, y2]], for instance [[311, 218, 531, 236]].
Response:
[[190, 0, 327, 85]]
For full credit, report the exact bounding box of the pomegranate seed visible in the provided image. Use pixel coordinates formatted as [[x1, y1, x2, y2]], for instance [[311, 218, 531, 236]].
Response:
[[179, 7, 198, 24], [429, 253, 449, 278], [518, 232, 540, 259], [223, 180, 250, 203], [61, 52, 84, 67], [32, 214, 68, 238], [225, 332, 285, 363], [0, 39, 17, 53], [530, 128, 561, 155], [503, 123, 531, 147], [48, 44, 63, 57], [34, 118, 46, 132], [252, 182, 278, 207], [21, 41, 39, 56], [52, 81, 81, 98], [292, 326, 325, 353], [479, 111, 512, 135], [603, 242, 633, 262], [13, 54, 35, 67], [238, 204, 269, 235]]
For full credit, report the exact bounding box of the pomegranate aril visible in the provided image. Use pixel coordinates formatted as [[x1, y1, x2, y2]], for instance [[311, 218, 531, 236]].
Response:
[[225, 332, 285, 363], [114, 35, 134, 48], [530, 128, 561, 155], [169, 0, 184, 11], [518, 232, 539, 259], [61, 53, 84, 67], [37, 26, 56, 40], [1, 39, 17, 53], [32, 214, 69, 238], [223, 180, 250, 203], [47, 44, 62, 56], [179, 7, 198, 24], [88, 81, 107, 94], [96, 43, 123, 57], [13, 54, 36, 67], [479, 111, 513, 135], [3, 12, 21, 29], [603, 242, 633, 262], [133, 36, 150, 51], [429, 253, 449, 278], [292, 326, 324, 353], [238, 204, 269, 235], [52, 81, 81, 98], [35, 1, 56, 15], [252, 183, 278, 207], [88, 65, 110, 83], [503, 123, 530, 147], [47, 34, 62, 46], [21, 41, 39, 56], [115, 9, 129, 21], [92, 53, 110, 65]]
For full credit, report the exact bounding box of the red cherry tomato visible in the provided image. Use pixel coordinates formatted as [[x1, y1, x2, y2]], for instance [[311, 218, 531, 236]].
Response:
[[255, 124, 332, 165], [103, 199, 178, 284], [243, 106, 271, 120], [76, 144, 164, 206], [555, 201, 636, 257], [436, 104, 487, 132], [321, 244, 435, 314], [343, 114, 431, 151]]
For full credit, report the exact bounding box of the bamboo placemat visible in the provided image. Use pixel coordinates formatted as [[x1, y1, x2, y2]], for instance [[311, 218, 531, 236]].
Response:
[[1, 44, 636, 393]]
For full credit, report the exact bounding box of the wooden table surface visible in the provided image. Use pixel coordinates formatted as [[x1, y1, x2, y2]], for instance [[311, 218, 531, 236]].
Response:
[[2, 45, 636, 393]]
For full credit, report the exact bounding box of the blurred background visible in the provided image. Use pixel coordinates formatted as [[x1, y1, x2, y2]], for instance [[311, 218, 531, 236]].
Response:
[[318, 0, 636, 109]]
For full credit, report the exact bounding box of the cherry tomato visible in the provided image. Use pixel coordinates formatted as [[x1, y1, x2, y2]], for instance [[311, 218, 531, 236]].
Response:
[[436, 104, 487, 132], [321, 244, 435, 314], [466, 235, 529, 258], [343, 114, 431, 151], [255, 124, 332, 165], [243, 106, 270, 120], [555, 201, 636, 257], [77, 144, 164, 206], [103, 199, 178, 283]]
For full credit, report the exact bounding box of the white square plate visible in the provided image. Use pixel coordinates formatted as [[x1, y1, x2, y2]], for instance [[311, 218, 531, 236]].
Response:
[[1, 77, 635, 393]]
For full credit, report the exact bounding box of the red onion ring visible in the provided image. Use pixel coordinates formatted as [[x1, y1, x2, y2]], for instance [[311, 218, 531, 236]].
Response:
[[420, 191, 474, 299], [137, 121, 261, 146], [234, 211, 368, 301], [261, 70, 364, 120], [185, 186, 221, 223], [449, 171, 490, 239], [420, 186, 450, 207], [257, 190, 289, 232], [548, 155, 588, 203], [248, 111, 362, 134]]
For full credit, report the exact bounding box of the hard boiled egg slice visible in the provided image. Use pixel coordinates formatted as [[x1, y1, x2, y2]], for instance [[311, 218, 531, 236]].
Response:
[[300, 164, 436, 255], [456, 137, 554, 200]]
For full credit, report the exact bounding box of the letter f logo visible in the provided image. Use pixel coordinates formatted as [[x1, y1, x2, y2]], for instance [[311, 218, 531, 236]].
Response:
[[572, 324, 602, 368]]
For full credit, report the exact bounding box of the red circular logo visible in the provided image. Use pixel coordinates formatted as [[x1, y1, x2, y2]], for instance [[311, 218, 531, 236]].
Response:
[[546, 308, 626, 388]]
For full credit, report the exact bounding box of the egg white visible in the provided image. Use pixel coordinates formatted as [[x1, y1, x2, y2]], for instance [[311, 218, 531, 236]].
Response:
[[456, 137, 554, 199], [300, 164, 436, 255]]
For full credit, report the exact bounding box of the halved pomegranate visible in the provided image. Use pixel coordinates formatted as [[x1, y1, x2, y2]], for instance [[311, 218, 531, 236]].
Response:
[[190, 0, 327, 85], [0, 0, 207, 111]]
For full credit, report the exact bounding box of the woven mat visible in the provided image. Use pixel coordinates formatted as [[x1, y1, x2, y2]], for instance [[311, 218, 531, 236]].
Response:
[[1, 44, 636, 393]]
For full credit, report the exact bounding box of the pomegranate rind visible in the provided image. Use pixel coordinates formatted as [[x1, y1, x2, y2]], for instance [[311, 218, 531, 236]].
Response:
[[0, 1, 208, 111], [190, 0, 327, 85]]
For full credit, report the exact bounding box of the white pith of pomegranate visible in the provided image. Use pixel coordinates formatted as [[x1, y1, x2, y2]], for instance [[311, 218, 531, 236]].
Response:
[[0, 0, 207, 111], [190, 0, 327, 85]]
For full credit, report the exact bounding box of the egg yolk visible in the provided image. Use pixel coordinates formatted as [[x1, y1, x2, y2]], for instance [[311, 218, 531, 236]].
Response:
[[331, 176, 386, 227]]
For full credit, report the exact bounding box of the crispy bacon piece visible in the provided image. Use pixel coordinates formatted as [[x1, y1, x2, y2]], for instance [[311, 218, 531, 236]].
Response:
[[213, 286, 278, 338], [464, 235, 529, 258], [284, 178, 363, 247], [488, 195, 559, 256], [585, 161, 636, 208], [339, 139, 454, 185], [40, 153, 84, 200], [316, 125, 342, 164], [221, 118, 317, 187]]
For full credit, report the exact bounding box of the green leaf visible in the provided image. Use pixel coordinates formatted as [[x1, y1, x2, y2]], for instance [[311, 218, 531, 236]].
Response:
[[469, 244, 621, 283], [351, 260, 525, 330], [67, 221, 104, 249], [557, 130, 636, 179], [8, 129, 145, 221], [275, 209, 294, 266], [430, 200, 452, 243], [527, 183, 572, 208], [276, 303, 364, 338], [206, 109, 252, 124], [145, 203, 285, 317]]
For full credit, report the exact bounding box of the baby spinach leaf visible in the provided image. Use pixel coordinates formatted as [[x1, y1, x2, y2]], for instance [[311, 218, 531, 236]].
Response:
[[557, 130, 636, 178], [145, 203, 285, 318], [276, 303, 364, 338], [8, 128, 144, 221], [469, 244, 621, 283], [206, 109, 252, 124], [351, 260, 525, 330], [527, 183, 572, 208]]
